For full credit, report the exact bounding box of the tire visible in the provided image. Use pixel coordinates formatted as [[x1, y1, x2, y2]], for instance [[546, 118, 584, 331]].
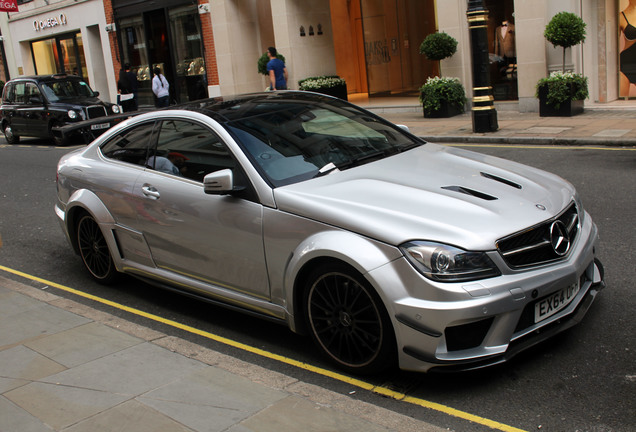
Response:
[[50, 122, 68, 146], [304, 262, 396, 374], [76, 213, 118, 284], [3, 123, 20, 144]]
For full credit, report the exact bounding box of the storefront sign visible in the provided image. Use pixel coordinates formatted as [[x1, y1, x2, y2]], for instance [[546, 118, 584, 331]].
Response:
[[33, 14, 68, 32], [0, 0, 18, 12]]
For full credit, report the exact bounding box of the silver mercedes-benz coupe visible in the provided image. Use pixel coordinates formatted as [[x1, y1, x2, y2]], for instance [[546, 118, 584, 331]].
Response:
[[55, 92, 605, 374]]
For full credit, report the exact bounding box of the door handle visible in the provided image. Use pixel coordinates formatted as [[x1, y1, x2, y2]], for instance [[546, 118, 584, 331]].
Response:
[[141, 185, 160, 199]]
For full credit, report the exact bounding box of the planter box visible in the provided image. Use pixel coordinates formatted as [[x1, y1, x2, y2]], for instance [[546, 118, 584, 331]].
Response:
[[311, 83, 348, 100], [422, 97, 464, 118], [538, 85, 584, 117]]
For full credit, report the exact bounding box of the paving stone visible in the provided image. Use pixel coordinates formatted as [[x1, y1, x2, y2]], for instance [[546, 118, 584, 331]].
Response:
[[5, 381, 130, 431], [24, 321, 143, 368]]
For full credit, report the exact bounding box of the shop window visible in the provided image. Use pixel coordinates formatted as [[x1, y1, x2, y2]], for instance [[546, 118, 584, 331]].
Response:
[[169, 5, 207, 102]]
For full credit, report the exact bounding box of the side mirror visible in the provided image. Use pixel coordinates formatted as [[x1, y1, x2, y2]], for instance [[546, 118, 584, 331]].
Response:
[[203, 169, 245, 195], [93, 91, 100, 97], [396, 124, 410, 133]]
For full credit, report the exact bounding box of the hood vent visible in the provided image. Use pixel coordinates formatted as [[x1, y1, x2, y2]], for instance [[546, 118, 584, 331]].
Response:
[[441, 185, 498, 201], [481, 172, 522, 189]]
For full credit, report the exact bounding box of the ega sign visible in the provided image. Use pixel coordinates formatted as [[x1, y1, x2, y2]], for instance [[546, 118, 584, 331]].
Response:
[[0, 0, 18, 12]]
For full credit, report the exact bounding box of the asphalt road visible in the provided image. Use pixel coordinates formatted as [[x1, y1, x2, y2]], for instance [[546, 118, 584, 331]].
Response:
[[0, 138, 634, 432]]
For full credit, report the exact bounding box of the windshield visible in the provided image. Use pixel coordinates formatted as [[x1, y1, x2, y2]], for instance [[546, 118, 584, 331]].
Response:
[[227, 101, 421, 187], [40, 79, 96, 102]]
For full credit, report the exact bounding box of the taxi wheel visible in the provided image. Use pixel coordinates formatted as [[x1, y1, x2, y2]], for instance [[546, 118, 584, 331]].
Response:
[[3, 124, 20, 144], [304, 262, 396, 375], [50, 122, 68, 146], [76, 213, 118, 285]]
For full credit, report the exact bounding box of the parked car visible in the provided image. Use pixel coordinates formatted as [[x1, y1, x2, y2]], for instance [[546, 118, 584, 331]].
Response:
[[54, 91, 605, 374], [1, 74, 121, 145]]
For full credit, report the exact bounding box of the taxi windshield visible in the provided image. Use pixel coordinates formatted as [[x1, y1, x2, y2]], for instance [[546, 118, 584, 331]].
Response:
[[40, 79, 96, 102]]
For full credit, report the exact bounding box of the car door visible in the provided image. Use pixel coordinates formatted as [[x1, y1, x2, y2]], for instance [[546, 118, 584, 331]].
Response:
[[134, 119, 270, 300], [5, 82, 26, 135], [23, 83, 49, 137]]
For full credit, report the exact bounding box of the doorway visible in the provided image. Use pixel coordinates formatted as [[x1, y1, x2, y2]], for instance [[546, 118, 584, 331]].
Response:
[[117, 3, 207, 107]]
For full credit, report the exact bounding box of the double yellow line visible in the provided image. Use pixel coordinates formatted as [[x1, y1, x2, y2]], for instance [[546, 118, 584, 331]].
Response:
[[0, 264, 526, 432]]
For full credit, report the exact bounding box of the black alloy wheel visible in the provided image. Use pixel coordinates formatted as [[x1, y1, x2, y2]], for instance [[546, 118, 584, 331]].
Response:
[[76, 213, 118, 284], [305, 263, 395, 374]]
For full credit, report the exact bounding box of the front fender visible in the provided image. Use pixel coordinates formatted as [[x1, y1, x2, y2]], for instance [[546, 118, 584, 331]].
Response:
[[278, 227, 402, 333]]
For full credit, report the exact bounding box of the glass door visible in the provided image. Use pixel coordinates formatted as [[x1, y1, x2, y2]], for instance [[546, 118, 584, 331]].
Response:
[[169, 5, 207, 102]]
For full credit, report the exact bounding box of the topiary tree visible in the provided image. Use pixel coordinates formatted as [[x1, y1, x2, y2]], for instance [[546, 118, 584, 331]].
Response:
[[544, 12, 586, 72], [419, 32, 457, 61], [419, 32, 458, 77]]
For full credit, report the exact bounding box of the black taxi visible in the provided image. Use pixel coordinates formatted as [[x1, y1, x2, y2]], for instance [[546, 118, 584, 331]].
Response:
[[0, 74, 121, 145]]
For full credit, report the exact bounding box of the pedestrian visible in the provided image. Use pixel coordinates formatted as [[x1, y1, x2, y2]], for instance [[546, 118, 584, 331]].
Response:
[[266, 47, 288, 91], [117, 68, 135, 112], [124, 63, 139, 110], [152, 67, 170, 108]]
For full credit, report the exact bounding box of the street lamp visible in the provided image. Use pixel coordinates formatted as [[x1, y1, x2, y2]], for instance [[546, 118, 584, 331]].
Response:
[[467, 0, 498, 132]]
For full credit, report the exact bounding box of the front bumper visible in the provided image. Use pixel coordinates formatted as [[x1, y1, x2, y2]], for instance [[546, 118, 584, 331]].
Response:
[[369, 215, 604, 373]]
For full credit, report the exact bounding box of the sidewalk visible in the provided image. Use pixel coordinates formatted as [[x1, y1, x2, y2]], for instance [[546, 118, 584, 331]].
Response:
[[355, 95, 636, 146], [0, 276, 445, 432]]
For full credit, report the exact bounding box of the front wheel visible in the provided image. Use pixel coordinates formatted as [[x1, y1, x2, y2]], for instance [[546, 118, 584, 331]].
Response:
[[76, 213, 118, 284], [304, 263, 396, 374], [3, 123, 20, 144]]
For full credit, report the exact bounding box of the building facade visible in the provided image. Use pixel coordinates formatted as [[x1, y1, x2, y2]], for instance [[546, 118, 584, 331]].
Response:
[[0, 0, 629, 111]]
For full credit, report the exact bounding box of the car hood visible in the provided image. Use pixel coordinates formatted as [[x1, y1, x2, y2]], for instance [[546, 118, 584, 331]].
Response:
[[273, 143, 576, 250], [47, 97, 109, 107]]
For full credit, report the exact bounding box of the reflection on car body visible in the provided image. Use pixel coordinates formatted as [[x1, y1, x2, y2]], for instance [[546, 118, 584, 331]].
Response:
[[54, 91, 605, 374]]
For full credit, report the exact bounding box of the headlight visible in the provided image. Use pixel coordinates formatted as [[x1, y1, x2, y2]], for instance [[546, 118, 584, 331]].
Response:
[[67, 110, 78, 119], [112, 105, 121, 114], [400, 241, 501, 282]]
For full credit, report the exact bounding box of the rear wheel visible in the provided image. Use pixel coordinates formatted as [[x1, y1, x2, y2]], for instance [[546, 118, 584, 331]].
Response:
[[76, 213, 118, 284], [3, 123, 20, 144], [304, 262, 395, 374]]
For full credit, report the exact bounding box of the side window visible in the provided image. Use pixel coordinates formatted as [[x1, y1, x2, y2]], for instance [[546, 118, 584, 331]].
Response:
[[26, 83, 41, 103], [100, 121, 157, 166], [148, 120, 236, 182], [13, 83, 27, 104], [2, 83, 14, 103]]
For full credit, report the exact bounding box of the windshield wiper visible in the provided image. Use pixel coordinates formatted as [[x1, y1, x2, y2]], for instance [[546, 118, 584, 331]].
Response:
[[337, 148, 398, 170], [313, 162, 340, 178]]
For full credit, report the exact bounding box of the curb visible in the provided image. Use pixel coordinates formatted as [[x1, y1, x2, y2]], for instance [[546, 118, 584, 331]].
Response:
[[420, 135, 636, 147]]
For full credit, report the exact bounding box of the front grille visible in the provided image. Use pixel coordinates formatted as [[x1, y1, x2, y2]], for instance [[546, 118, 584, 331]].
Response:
[[87, 105, 108, 119], [497, 203, 580, 268]]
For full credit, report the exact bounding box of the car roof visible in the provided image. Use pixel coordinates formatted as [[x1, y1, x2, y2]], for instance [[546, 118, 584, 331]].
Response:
[[173, 91, 352, 123], [7, 74, 84, 83]]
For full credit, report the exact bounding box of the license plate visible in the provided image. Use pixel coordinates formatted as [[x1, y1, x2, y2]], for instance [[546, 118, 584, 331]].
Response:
[[534, 282, 580, 323], [91, 123, 110, 130]]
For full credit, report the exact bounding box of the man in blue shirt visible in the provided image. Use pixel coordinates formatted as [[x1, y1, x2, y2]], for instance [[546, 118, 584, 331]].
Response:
[[266, 47, 288, 90]]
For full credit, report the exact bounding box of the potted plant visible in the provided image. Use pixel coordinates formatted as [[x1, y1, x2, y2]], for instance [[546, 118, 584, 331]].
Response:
[[537, 12, 587, 116], [419, 76, 466, 118], [536, 71, 588, 116], [298, 76, 348, 100], [419, 32, 463, 117]]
